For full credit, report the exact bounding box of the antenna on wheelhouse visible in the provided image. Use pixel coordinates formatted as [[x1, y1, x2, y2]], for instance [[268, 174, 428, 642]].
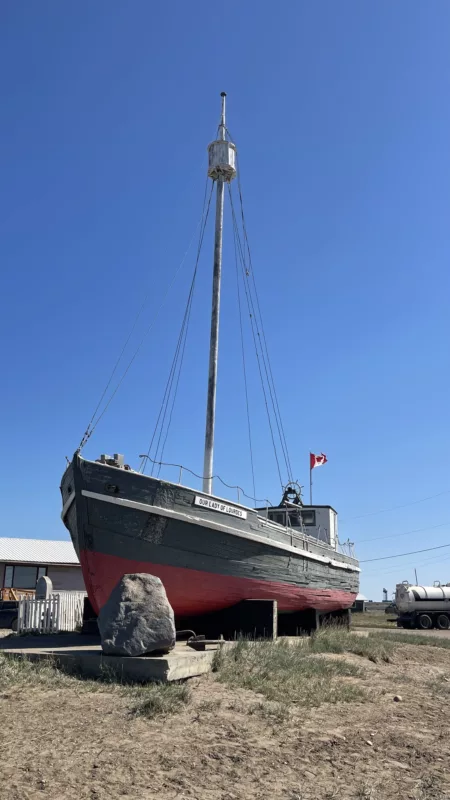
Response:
[[202, 93, 237, 495]]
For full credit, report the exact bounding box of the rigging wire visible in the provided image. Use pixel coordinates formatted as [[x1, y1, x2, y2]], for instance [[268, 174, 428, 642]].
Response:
[[139, 180, 214, 474], [156, 288, 194, 476], [233, 218, 256, 501], [228, 184, 293, 482], [150, 282, 194, 477], [141, 181, 213, 473], [77, 177, 211, 452], [152, 251, 198, 476], [228, 184, 294, 487], [234, 153, 294, 483], [138, 454, 273, 506], [228, 186, 283, 488]]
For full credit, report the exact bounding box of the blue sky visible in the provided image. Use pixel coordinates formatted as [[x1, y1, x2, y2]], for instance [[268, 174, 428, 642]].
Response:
[[1, 2, 449, 601]]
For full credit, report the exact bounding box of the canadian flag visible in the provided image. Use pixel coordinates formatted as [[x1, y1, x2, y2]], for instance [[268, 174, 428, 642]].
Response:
[[310, 452, 327, 470]]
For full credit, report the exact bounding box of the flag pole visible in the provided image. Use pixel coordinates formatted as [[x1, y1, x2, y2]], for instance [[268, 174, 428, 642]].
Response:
[[309, 453, 312, 505]]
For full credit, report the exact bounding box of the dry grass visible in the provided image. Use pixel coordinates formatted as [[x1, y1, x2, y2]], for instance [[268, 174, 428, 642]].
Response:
[[0, 653, 79, 690], [427, 673, 450, 697], [0, 652, 190, 719], [353, 783, 376, 800], [247, 699, 292, 722], [197, 697, 222, 712], [310, 628, 394, 663], [351, 611, 396, 629], [131, 683, 190, 718], [214, 635, 367, 708], [412, 774, 445, 800], [369, 631, 450, 649]]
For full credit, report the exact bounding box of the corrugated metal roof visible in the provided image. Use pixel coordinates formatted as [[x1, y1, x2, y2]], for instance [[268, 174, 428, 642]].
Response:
[[0, 538, 79, 565]]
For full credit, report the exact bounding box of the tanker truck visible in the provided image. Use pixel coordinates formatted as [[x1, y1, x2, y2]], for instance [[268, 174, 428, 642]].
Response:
[[395, 581, 450, 629]]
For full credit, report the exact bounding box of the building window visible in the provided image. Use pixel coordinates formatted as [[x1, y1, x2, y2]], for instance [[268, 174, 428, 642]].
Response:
[[4, 566, 13, 588], [3, 565, 47, 589], [289, 512, 302, 528]]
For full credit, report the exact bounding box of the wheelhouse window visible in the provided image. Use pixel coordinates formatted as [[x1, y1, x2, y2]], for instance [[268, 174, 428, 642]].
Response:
[[301, 510, 316, 526], [269, 512, 286, 525], [3, 565, 47, 589], [269, 510, 316, 527]]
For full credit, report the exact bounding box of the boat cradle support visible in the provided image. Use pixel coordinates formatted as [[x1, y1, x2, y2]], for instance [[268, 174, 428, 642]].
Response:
[[176, 600, 351, 640]]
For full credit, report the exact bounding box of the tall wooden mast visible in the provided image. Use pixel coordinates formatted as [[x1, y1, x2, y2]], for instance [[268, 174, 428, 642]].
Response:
[[202, 93, 237, 494]]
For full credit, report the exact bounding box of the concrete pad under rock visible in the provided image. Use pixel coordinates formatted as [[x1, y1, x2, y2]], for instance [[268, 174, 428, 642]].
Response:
[[0, 634, 218, 683]]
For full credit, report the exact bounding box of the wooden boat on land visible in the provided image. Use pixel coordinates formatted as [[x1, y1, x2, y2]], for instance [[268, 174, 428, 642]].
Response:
[[61, 94, 359, 622]]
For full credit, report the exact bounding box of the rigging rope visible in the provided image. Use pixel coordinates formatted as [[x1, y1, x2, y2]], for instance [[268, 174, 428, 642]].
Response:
[[228, 186, 283, 488], [228, 188, 293, 484], [223, 134, 294, 482], [138, 454, 273, 507], [233, 220, 256, 501], [77, 177, 211, 453], [139, 180, 214, 474], [147, 288, 193, 476], [234, 159, 294, 483], [151, 258, 198, 476], [155, 289, 194, 476], [228, 184, 295, 488], [227, 140, 296, 488]]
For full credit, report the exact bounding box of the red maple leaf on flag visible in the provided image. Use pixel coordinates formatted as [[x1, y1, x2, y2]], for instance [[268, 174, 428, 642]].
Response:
[[310, 453, 328, 470]]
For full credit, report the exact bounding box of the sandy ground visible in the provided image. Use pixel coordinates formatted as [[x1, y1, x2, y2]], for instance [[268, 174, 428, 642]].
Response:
[[1, 637, 450, 800]]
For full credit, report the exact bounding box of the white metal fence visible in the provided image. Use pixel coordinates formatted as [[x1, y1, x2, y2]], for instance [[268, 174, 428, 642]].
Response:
[[18, 592, 86, 634]]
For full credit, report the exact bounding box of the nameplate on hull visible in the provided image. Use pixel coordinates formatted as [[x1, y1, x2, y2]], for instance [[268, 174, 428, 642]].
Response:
[[194, 495, 248, 520]]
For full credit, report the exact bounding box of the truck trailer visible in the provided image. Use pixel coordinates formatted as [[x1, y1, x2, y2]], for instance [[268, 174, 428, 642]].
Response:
[[395, 581, 450, 630]]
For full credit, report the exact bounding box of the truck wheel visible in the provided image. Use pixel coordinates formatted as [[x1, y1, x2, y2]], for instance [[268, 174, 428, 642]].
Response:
[[417, 614, 433, 630], [11, 617, 18, 633], [436, 614, 450, 630]]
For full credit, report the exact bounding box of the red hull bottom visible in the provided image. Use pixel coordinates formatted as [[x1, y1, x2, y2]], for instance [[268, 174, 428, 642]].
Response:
[[81, 549, 356, 616]]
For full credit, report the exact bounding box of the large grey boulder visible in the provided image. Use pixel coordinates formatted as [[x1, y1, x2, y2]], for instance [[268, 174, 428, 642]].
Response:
[[98, 573, 176, 656]]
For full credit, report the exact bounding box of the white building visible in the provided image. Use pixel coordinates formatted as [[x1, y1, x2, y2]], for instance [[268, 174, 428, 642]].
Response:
[[0, 538, 84, 592]]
